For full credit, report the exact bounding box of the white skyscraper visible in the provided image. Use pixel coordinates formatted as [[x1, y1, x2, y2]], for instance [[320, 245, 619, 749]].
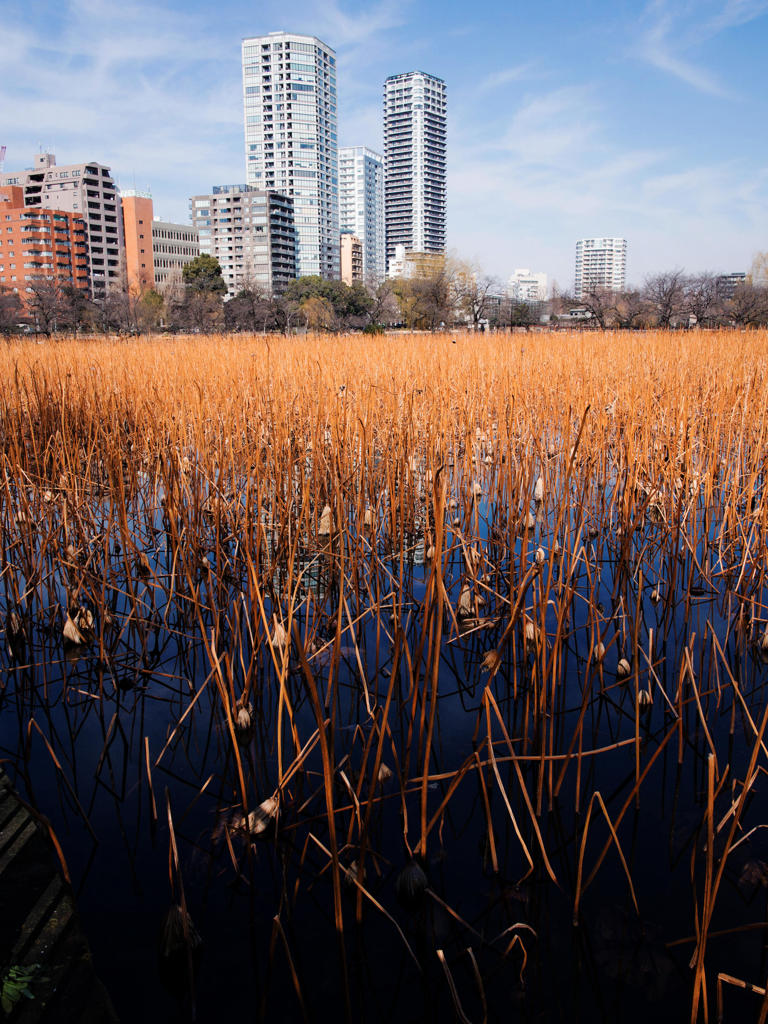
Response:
[[574, 238, 627, 298], [508, 269, 548, 303], [242, 32, 339, 279], [384, 71, 446, 271], [339, 147, 385, 284]]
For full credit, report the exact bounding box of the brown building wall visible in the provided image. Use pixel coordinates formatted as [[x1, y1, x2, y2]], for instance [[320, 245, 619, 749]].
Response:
[[0, 187, 89, 307], [121, 194, 155, 295], [340, 234, 363, 286]]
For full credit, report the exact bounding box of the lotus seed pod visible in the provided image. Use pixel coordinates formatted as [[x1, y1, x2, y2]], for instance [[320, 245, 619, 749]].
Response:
[[534, 476, 544, 502], [319, 504, 332, 536], [247, 796, 279, 835], [63, 614, 85, 645], [617, 657, 631, 679], [75, 608, 94, 633], [472, 481, 483, 497], [458, 584, 473, 618], [396, 859, 428, 903], [271, 616, 288, 653], [651, 588, 661, 603], [535, 547, 546, 565], [594, 642, 606, 661], [363, 507, 374, 528], [236, 705, 252, 734]]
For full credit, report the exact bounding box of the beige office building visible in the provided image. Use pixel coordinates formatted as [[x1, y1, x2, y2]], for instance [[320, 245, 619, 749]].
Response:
[[152, 220, 200, 289]]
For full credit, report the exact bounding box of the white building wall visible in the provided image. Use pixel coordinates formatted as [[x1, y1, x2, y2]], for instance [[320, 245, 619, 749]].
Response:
[[508, 268, 548, 302], [339, 146, 385, 284], [574, 238, 627, 298]]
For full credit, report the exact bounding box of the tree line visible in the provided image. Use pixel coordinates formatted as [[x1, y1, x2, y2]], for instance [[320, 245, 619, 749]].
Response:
[[1, 252, 767, 336]]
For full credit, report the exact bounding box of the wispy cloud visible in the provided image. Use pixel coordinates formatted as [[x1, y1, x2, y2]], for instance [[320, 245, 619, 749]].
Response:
[[635, 0, 768, 96], [476, 64, 536, 95], [309, 0, 410, 46]]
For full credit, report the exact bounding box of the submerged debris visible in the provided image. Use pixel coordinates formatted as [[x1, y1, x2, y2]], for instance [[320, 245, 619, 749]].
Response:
[[247, 797, 279, 836], [396, 859, 428, 905]]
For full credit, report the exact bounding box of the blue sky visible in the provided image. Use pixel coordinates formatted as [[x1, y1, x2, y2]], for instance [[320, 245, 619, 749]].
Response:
[[1, 0, 766, 290]]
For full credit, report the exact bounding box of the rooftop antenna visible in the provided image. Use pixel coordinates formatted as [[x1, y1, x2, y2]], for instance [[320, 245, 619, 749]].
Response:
[[0, 146, 6, 174]]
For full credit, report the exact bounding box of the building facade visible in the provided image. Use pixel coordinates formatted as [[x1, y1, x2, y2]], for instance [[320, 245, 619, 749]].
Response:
[[716, 272, 747, 300], [508, 269, 548, 303], [340, 234, 363, 285], [1, 153, 124, 297], [387, 243, 444, 280], [152, 220, 200, 290], [242, 32, 338, 279], [0, 185, 89, 304], [122, 190, 200, 292], [339, 147, 384, 284], [121, 190, 155, 294], [189, 185, 297, 298], [574, 238, 627, 298], [384, 71, 446, 271]]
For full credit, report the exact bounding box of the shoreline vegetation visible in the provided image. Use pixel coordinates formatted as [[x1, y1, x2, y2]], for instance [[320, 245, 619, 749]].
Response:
[[3, 329, 768, 1021]]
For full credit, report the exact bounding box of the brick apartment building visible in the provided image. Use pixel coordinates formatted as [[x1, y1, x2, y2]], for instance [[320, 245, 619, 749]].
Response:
[[1, 153, 123, 298], [0, 185, 89, 308]]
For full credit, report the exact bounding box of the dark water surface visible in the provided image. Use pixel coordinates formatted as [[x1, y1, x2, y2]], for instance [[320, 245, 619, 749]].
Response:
[[2, 466, 768, 1024]]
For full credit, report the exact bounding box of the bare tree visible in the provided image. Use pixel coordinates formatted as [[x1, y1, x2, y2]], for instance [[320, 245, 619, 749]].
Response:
[[578, 286, 618, 328], [683, 273, 721, 327], [364, 279, 400, 329], [224, 284, 275, 332], [451, 261, 499, 329], [612, 289, 648, 329], [0, 287, 22, 336], [26, 278, 69, 336], [727, 283, 768, 327], [643, 270, 687, 328]]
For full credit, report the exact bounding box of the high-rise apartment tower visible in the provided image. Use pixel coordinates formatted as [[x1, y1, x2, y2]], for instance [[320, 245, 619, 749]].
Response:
[[574, 238, 627, 298], [242, 31, 338, 279], [339, 147, 384, 284], [383, 71, 446, 271]]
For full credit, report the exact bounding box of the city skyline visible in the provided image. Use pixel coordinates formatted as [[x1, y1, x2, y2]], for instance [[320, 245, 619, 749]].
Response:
[[0, 0, 766, 287]]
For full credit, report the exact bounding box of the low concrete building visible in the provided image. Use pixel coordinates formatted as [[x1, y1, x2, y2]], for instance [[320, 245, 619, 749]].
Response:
[[508, 269, 548, 303], [122, 191, 200, 293], [387, 243, 444, 280], [152, 219, 200, 290]]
